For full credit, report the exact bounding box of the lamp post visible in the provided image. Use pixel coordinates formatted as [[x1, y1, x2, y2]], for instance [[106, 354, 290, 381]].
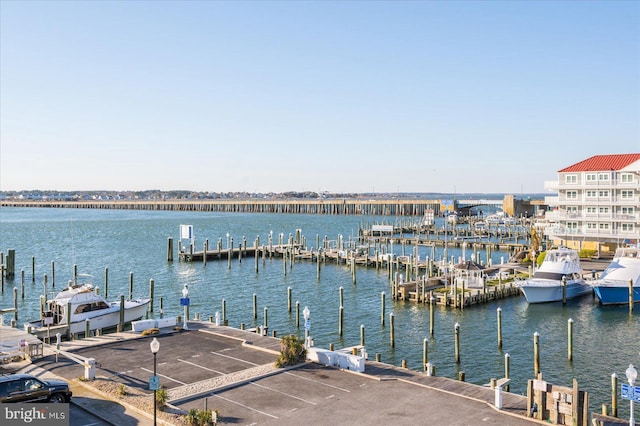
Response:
[[181, 284, 189, 330], [302, 306, 310, 348], [150, 337, 160, 426], [626, 364, 637, 426]]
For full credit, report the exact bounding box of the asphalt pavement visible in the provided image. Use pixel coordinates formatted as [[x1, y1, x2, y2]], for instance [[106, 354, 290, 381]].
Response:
[[2, 321, 629, 425]]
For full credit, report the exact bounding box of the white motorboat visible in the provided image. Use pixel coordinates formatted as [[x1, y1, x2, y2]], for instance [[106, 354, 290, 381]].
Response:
[[30, 277, 151, 334], [590, 246, 640, 305], [517, 247, 592, 303]]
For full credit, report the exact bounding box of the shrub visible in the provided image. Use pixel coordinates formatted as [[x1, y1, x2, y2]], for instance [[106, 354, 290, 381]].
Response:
[[155, 388, 168, 410], [186, 408, 219, 425], [117, 383, 127, 397], [275, 334, 306, 368], [579, 249, 597, 259]]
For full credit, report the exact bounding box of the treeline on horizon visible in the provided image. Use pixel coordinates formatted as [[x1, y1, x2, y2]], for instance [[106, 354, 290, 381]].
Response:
[[0, 189, 544, 201]]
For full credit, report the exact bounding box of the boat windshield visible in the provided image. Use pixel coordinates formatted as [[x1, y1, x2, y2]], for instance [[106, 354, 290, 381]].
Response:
[[74, 301, 110, 314]]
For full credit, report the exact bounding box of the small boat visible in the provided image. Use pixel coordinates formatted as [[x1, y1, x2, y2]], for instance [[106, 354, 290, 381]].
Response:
[[446, 212, 459, 224], [591, 246, 640, 305], [30, 276, 151, 334], [517, 247, 592, 303]]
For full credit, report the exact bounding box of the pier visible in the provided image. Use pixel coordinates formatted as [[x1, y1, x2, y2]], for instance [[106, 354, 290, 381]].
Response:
[[174, 221, 532, 309], [0, 195, 541, 218]]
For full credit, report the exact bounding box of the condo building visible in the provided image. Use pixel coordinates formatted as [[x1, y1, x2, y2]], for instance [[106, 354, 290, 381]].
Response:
[[543, 153, 640, 253]]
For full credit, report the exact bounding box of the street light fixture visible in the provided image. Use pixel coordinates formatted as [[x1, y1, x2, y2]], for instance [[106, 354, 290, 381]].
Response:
[[302, 306, 310, 348], [182, 284, 189, 330], [150, 337, 160, 426], [626, 364, 637, 426]]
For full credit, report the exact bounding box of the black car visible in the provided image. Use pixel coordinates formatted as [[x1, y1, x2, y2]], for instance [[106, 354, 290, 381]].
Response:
[[0, 373, 72, 403]]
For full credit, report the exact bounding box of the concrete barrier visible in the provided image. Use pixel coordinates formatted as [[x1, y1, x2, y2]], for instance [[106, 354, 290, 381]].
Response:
[[156, 317, 177, 328], [132, 317, 177, 332], [308, 348, 365, 372], [132, 319, 155, 332]]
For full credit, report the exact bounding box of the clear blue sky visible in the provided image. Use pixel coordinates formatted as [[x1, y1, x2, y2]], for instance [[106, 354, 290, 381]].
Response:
[[1, 0, 639, 194]]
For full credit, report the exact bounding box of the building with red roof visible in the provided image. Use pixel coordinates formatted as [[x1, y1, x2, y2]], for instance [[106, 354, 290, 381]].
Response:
[[542, 153, 640, 251]]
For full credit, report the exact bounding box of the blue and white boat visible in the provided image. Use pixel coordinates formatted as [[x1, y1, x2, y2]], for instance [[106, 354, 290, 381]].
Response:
[[591, 246, 640, 305], [517, 246, 592, 303]]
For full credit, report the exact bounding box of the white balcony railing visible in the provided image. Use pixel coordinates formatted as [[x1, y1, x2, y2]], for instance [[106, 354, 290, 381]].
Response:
[[545, 196, 559, 205], [544, 180, 559, 191]]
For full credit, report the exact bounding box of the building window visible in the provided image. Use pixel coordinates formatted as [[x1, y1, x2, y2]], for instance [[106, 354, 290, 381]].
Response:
[[598, 173, 610, 181], [566, 191, 578, 199], [586, 206, 597, 214], [598, 190, 609, 197], [566, 222, 578, 230], [621, 173, 634, 183], [586, 190, 597, 198], [599, 223, 610, 230], [621, 190, 634, 200], [598, 206, 610, 214], [587, 222, 598, 230], [586, 173, 597, 182], [621, 207, 635, 215], [621, 223, 634, 232], [565, 174, 578, 184]]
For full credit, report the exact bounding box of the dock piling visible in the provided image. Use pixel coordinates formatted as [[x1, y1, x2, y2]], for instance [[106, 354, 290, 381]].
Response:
[[567, 318, 573, 361], [423, 338, 428, 371], [129, 272, 133, 300], [497, 307, 503, 348], [454, 322, 460, 363], [533, 331, 540, 378], [389, 313, 395, 347], [149, 278, 154, 313]]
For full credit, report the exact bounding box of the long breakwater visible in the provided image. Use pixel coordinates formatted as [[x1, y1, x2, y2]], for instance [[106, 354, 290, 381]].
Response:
[[0, 199, 444, 215]]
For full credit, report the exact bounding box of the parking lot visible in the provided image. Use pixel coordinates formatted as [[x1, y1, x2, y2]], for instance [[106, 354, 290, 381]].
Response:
[[32, 329, 277, 394], [28, 325, 543, 425]]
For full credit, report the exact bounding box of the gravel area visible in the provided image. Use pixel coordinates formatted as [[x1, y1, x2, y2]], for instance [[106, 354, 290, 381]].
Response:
[[88, 377, 190, 425], [167, 363, 278, 402]]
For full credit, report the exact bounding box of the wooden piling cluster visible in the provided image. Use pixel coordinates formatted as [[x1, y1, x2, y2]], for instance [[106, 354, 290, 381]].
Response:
[[396, 281, 520, 306], [174, 226, 527, 308]]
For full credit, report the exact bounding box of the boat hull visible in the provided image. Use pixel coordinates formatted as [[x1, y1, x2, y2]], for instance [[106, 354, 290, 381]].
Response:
[[30, 298, 151, 334], [68, 299, 150, 334], [519, 281, 593, 304], [593, 285, 640, 305]]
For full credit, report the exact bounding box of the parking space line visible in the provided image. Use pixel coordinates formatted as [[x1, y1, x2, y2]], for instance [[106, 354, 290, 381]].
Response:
[[249, 381, 317, 405], [210, 351, 258, 366], [213, 394, 278, 419], [140, 367, 187, 385], [177, 358, 226, 375], [284, 372, 351, 393]]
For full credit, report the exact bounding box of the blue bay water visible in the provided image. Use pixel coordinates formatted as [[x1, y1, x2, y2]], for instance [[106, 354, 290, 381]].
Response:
[[0, 207, 638, 417]]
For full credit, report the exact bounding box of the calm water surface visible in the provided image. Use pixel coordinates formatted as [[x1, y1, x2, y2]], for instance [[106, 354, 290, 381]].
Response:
[[0, 207, 638, 417]]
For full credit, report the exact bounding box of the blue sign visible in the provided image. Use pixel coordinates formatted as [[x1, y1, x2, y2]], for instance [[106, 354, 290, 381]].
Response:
[[305, 319, 311, 331], [149, 375, 160, 391], [621, 383, 640, 402], [180, 297, 190, 306]]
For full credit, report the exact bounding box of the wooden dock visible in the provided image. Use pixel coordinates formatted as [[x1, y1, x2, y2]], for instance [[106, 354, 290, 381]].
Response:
[[177, 239, 528, 308]]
